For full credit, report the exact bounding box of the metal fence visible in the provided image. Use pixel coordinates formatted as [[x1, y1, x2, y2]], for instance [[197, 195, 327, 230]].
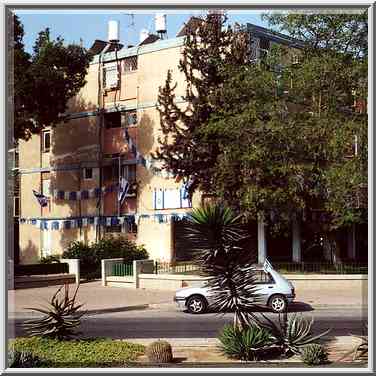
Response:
[[274, 262, 368, 274], [153, 261, 368, 275], [111, 263, 133, 276], [154, 261, 201, 275]]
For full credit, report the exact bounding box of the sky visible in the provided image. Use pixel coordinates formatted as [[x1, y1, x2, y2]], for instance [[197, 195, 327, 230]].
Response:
[[15, 10, 269, 53]]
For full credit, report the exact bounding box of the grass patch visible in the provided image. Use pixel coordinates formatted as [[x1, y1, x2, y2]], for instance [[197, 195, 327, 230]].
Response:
[[10, 337, 145, 367]]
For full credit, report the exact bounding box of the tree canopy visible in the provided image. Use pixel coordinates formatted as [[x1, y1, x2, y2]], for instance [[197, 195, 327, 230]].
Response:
[[12, 15, 92, 142], [155, 12, 367, 234]]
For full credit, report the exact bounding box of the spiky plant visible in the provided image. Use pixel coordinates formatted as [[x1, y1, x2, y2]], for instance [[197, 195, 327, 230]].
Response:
[[22, 283, 86, 340], [184, 204, 263, 330], [260, 312, 331, 356], [351, 323, 368, 360], [300, 344, 328, 365], [218, 324, 274, 361]]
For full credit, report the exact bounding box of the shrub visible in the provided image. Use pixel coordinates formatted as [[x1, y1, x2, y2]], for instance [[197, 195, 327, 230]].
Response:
[[23, 283, 86, 340], [8, 348, 42, 368], [10, 337, 144, 367], [62, 237, 148, 280], [40, 255, 60, 264], [218, 324, 274, 361], [300, 344, 328, 365], [145, 340, 173, 363]]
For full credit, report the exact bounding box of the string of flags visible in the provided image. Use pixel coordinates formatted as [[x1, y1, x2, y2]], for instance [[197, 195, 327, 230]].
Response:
[[50, 184, 127, 201], [19, 212, 190, 231]]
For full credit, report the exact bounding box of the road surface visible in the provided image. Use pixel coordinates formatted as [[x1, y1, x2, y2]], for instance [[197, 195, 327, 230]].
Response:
[[9, 303, 367, 340]]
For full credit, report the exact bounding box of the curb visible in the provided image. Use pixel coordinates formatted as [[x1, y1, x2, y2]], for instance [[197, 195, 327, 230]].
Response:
[[8, 304, 151, 320]]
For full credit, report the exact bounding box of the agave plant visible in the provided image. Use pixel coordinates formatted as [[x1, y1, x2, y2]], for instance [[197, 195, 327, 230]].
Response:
[[22, 283, 86, 340], [260, 311, 331, 356], [351, 323, 368, 360], [184, 204, 263, 330], [218, 324, 274, 361]]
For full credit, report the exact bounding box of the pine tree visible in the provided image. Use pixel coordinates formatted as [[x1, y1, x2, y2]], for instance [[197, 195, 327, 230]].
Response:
[[155, 13, 250, 197]]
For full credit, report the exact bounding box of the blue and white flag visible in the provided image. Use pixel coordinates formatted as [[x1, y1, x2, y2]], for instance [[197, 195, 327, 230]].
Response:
[[182, 177, 195, 200], [32, 190, 48, 207], [118, 177, 129, 206], [263, 258, 273, 273]]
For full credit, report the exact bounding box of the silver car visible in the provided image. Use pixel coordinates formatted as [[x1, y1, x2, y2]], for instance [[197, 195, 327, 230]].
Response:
[[174, 262, 295, 314]]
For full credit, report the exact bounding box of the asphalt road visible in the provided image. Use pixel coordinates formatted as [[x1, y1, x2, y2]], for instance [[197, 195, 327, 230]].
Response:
[[9, 303, 367, 340]]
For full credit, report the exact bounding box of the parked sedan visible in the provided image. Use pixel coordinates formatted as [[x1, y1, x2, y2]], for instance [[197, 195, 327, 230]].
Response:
[[174, 262, 295, 314]]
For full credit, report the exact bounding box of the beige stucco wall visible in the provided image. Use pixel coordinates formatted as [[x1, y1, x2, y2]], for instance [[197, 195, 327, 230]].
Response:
[[18, 39, 196, 264]]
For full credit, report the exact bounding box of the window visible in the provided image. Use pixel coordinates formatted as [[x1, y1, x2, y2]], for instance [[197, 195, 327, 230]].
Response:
[[292, 54, 300, 65], [103, 63, 119, 89], [104, 112, 121, 129], [123, 56, 138, 72], [122, 164, 136, 182], [42, 131, 51, 152], [125, 111, 137, 126], [42, 179, 50, 197], [255, 271, 274, 284], [83, 167, 93, 180]]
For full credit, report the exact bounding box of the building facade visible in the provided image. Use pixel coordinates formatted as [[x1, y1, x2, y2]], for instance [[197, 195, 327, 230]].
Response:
[[16, 20, 365, 264]]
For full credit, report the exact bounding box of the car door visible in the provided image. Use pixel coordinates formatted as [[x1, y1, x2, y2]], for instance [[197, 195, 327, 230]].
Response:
[[254, 270, 276, 304]]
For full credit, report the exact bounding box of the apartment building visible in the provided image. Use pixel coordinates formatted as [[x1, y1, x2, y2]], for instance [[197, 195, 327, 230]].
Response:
[[16, 17, 365, 265]]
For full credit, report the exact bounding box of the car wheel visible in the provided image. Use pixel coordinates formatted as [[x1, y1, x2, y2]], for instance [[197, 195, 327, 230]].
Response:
[[268, 294, 287, 313], [186, 295, 207, 314]]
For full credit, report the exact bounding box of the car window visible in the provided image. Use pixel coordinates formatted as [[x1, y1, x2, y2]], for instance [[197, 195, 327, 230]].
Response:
[[255, 271, 274, 284]]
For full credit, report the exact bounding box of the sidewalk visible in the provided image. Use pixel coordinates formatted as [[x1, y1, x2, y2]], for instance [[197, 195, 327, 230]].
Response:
[[8, 278, 367, 318], [8, 280, 174, 317]]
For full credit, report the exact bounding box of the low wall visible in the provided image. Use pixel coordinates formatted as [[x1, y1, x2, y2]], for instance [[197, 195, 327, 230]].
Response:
[[101, 259, 368, 293], [15, 274, 76, 289], [14, 258, 80, 289], [139, 274, 209, 290]]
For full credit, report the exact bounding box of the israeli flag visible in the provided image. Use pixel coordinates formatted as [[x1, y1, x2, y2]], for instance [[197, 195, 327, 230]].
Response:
[[263, 258, 273, 273], [32, 190, 48, 207], [118, 177, 129, 206]]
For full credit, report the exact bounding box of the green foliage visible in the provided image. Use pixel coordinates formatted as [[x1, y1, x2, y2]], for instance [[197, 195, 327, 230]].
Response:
[[156, 11, 367, 237], [261, 312, 330, 356], [12, 15, 92, 141], [8, 348, 42, 368], [61, 237, 148, 279], [10, 337, 144, 367], [262, 12, 368, 59], [300, 344, 328, 365], [185, 203, 262, 330], [145, 340, 173, 363], [23, 283, 86, 340], [155, 14, 250, 198], [218, 324, 274, 361], [40, 255, 60, 264]]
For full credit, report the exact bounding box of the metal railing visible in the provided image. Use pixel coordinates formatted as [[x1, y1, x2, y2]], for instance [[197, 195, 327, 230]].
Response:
[[154, 261, 201, 275], [272, 262, 368, 274], [111, 263, 133, 276], [153, 261, 368, 275]]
